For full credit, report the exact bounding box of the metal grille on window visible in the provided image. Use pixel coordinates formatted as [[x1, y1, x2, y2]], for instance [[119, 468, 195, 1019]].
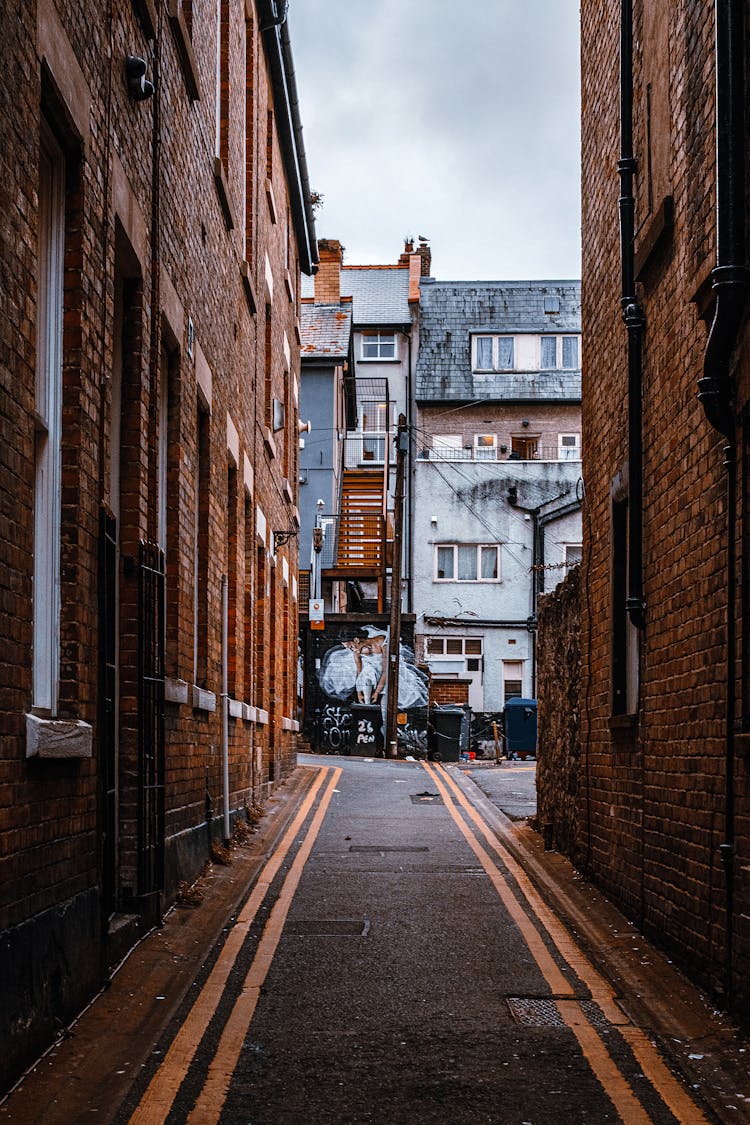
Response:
[[138, 540, 166, 898]]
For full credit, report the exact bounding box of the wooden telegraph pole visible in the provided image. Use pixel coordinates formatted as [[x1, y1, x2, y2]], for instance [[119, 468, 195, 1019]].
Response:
[[385, 414, 408, 758]]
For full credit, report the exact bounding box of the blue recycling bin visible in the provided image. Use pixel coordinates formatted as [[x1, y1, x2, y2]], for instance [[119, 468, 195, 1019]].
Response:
[[503, 698, 537, 759]]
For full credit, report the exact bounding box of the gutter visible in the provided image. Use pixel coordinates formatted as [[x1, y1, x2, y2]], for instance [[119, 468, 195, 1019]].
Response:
[[258, 0, 318, 274]]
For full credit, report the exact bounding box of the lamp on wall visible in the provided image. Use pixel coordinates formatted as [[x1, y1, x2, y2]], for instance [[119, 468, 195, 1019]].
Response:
[[273, 529, 298, 551]]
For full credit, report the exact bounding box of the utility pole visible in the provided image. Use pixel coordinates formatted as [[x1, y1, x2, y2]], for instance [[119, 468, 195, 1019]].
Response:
[[385, 414, 407, 759]]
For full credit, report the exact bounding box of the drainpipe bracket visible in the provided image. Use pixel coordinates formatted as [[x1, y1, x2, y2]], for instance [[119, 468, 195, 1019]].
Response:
[[625, 596, 646, 629], [622, 301, 645, 330]]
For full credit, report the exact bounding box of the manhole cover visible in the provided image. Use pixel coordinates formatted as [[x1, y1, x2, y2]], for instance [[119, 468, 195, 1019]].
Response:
[[349, 845, 430, 853], [410, 792, 443, 804], [287, 919, 370, 937]]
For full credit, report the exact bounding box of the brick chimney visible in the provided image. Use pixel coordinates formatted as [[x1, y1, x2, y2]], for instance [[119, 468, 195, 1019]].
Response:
[[314, 239, 343, 303], [398, 237, 415, 266], [417, 239, 431, 277]]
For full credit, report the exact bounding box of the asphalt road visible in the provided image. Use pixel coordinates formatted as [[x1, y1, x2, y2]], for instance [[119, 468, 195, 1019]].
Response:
[[114, 756, 713, 1124]]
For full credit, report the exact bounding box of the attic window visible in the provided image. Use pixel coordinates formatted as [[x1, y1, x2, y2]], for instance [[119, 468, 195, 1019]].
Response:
[[543, 295, 560, 314]]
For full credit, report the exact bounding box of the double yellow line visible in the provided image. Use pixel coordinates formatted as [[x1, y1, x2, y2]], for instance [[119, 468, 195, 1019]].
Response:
[[129, 765, 341, 1125], [422, 761, 710, 1125]]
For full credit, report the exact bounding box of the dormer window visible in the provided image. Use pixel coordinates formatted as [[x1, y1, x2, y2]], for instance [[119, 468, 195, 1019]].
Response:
[[539, 334, 580, 370], [473, 335, 514, 372], [361, 332, 396, 360], [562, 336, 579, 368]]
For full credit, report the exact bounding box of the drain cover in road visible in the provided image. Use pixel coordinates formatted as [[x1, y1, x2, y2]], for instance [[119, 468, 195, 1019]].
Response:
[[507, 997, 610, 1029], [409, 792, 443, 804]]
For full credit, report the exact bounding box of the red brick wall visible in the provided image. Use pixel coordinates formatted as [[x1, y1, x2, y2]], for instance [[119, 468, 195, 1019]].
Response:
[[0, 0, 307, 1081], [430, 681, 470, 706], [581, 0, 750, 1023]]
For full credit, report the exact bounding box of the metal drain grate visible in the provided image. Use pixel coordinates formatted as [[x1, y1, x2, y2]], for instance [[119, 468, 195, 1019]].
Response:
[[287, 919, 370, 937], [579, 999, 609, 1030], [507, 997, 612, 1030], [349, 845, 430, 853], [507, 997, 566, 1028]]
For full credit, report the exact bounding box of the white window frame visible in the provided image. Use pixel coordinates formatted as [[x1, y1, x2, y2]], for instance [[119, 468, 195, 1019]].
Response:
[[562, 335, 580, 369], [434, 544, 501, 582], [33, 123, 65, 714], [502, 660, 525, 702], [539, 335, 559, 369], [472, 334, 515, 373], [564, 544, 583, 574], [474, 434, 497, 461], [359, 399, 393, 463], [360, 332, 397, 361], [426, 636, 484, 670], [558, 433, 581, 461]]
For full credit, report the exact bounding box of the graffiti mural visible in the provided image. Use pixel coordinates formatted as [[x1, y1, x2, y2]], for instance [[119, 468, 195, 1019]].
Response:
[[304, 617, 428, 754]]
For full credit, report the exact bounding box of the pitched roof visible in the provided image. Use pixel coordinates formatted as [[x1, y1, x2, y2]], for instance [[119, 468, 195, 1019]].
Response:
[[415, 279, 581, 401], [301, 266, 412, 326], [300, 302, 352, 360]]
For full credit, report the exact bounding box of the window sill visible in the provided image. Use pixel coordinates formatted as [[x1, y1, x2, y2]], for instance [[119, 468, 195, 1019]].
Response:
[[26, 713, 93, 759], [608, 713, 637, 730], [132, 0, 158, 38], [263, 427, 277, 460], [165, 677, 190, 705], [168, 1, 201, 102], [359, 356, 399, 364], [266, 178, 278, 224], [192, 686, 217, 712], [228, 697, 244, 719], [240, 261, 257, 315], [213, 157, 236, 231]]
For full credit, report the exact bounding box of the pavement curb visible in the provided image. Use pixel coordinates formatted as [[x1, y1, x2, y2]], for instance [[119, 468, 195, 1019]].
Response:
[[0, 764, 323, 1123], [450, 765, 750, 1125]]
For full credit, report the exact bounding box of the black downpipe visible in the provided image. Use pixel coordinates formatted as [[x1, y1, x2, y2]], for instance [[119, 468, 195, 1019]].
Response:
[[618, 0, 646, 630], [698, 0, 750, 1005]]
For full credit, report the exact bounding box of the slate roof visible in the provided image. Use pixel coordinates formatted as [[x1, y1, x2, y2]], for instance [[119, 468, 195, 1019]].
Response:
[[301, 266, 411, 326], [300, 302, 352, 360], [415, 280, 581, 402]]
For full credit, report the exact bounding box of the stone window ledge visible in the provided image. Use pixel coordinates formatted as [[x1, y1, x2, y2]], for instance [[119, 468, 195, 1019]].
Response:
[[26, 713, 93, 759]]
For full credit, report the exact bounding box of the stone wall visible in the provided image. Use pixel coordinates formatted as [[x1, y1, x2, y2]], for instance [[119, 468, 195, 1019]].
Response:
[[536, 566, 582, 862]]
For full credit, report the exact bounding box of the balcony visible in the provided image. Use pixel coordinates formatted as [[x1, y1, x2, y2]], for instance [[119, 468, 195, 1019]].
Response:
[[420, 443, 581, 463]]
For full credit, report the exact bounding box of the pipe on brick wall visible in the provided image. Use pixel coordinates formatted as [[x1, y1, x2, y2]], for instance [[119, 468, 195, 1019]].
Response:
[[618, 0, 646, 632], [698, 0, 750, 1006]]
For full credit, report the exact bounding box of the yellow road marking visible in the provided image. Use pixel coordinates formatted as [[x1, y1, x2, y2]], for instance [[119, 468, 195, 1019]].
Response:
[[186, 766, 342, 1123], [129, 766, 331, 1125], [426, 762, 711, 1125]]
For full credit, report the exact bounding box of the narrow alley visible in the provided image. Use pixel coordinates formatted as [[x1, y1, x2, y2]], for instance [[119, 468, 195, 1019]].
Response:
[[3, 758, 747, 1125]]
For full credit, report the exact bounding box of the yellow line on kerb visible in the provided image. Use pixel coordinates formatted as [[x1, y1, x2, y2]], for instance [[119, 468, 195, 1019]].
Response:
[[424, 762, 711, 1125], [129, 765, 334, 1125], [186, 766, 341, 1123]]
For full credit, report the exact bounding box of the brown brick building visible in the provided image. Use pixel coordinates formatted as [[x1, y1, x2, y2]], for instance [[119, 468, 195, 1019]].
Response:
[[580, 0, 750, 1024], [0, 0, 316, 1084]]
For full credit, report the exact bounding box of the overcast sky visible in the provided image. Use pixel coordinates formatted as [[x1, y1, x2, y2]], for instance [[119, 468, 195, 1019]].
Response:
[[289, 0, 581, 281]]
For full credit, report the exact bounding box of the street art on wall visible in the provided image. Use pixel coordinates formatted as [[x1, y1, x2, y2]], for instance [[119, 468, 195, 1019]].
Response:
[[304, 619, 428, 754]]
